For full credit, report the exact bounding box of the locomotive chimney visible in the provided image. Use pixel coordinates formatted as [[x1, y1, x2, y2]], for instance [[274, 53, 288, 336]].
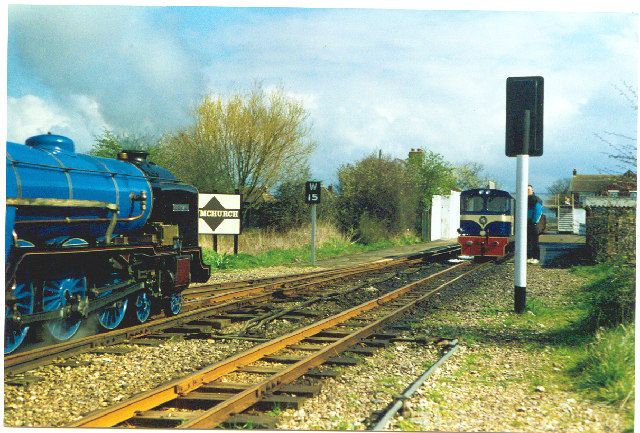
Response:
[[118, 150, 149, 164]]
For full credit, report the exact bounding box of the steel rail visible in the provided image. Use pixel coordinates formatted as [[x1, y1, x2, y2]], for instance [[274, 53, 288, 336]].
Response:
[[372, 340, 460, 430], [184, 244, 460, 299], [5, 245, 458, 374], [70, 261, 480, 428]]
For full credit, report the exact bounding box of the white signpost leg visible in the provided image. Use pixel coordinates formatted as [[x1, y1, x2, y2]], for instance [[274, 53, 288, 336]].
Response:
[[310, 204, 317, 265], [514, 154, 529, 313]]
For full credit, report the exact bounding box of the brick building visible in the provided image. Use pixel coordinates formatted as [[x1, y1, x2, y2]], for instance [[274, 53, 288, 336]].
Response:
[[584, 196, 636, 263]]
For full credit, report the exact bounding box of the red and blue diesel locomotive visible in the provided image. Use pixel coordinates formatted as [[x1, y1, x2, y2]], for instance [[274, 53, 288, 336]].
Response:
[[5, 134, 211, 354], [457, 188, 514, 258]]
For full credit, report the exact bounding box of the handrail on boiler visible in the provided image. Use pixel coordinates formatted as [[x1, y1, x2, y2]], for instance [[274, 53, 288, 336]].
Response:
[[6, 193, 147, 245]]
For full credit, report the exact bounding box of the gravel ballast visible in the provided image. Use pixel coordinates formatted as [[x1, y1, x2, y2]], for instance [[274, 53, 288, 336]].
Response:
[[4, 259, 629, 431], [4, 339, 253, 427], [273, 261, 627, 432]]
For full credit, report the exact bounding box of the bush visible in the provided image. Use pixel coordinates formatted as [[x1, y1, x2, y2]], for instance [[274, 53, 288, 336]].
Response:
[[577, 258, 635, 331], [573, 324, 634, 405], [357, 213, 388, 244], [335, 154, 419, 237]]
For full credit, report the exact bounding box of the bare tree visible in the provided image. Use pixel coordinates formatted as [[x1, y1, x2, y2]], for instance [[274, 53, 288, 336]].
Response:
[[547, 178, 572, 195], [596, 82, 637, 172], [159, 84, 316, 205]]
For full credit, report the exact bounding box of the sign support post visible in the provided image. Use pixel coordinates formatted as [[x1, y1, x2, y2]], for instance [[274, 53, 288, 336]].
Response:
[[505, 76, 543, 314], [305, 180, 322, 266], [310, 203, 317, 265], [514, 111, 531, 313]]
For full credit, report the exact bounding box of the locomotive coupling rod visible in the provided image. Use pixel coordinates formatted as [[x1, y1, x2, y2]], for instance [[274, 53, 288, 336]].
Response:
[[7, 280, 140, 326]]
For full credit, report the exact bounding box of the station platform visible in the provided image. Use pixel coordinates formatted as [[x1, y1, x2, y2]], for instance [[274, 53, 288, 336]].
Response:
[[314, 233, 588, 269], [539, 233, 585, 244], [539, 233, 587, 267]]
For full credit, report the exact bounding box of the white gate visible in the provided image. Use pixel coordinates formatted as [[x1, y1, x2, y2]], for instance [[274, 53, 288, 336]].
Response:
[[430, 190, 461, 241]]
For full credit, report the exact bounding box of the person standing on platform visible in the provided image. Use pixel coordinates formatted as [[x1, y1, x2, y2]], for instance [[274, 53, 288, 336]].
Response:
[[527, 184, 543, 264]]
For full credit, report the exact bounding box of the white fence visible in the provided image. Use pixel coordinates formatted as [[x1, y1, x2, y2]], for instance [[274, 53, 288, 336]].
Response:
[[430, 190, 461, 241]]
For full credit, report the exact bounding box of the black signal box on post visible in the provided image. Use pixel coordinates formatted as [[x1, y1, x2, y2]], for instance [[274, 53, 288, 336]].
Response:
[[505, 76, 544, 156], [305, 181, 321, 204]]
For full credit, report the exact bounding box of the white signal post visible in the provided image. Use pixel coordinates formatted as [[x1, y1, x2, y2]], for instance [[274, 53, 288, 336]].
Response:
[[514, 154, 529, 311], [514, 110, 530, 313], [505, 76, 543, 314]]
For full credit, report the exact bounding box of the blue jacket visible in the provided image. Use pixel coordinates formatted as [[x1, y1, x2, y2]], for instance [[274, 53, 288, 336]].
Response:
[[528, 194, 543, 224]]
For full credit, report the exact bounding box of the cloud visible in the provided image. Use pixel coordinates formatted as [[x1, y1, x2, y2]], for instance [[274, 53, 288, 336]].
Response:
[[8, 7, 638, 190], [201, 10, 635, 148], [8, 94, 112, 151], [9, 5, 206, 137]]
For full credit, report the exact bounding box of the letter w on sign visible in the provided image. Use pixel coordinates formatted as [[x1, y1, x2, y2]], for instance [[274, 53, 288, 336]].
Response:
[[198, 193, 242, 235], [305, 181, 321, 204]]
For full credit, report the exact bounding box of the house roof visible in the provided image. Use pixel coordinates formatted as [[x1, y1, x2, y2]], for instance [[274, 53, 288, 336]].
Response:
[[570, 171, 637, 193], [584, 197, 637, 208]]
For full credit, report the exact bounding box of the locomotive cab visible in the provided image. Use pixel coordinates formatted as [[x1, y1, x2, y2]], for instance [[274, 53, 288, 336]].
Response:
[[458, 189, 514, 258], [117, 150, 199, 248]]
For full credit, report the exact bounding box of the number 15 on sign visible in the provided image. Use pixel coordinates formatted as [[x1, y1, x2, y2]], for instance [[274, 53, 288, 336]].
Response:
[[305, 182, 321, 204]]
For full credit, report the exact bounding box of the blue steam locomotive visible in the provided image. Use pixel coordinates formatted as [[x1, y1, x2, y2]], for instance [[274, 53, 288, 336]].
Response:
[[457, 188, 514, 257], [5, 134, 210, 353]]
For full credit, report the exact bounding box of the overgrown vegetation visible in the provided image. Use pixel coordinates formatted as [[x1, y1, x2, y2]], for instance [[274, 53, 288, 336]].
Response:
[[88, 84, 492, 245], [568, 258, 635, 430], [572, 259, 635, 331], [202, 231, 420, 271], [573, 325, 634, 404]]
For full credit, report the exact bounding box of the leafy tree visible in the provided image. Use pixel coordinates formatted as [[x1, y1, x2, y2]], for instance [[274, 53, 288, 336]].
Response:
[[406, 149, 457, 210], [159, 84, 316, 207], [89, 129, 159, 159], [336, 153, 417, 240], [547, 178, 572, 195], [453, 161, 491, 191]]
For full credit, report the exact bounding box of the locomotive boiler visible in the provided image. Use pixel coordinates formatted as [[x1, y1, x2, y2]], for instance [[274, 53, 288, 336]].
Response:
[[5, 134, 210, 353]]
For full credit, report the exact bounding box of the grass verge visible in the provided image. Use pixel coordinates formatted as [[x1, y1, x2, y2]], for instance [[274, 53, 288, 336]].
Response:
[[202, 233, 422, 271], [412, 257, 634, 431]]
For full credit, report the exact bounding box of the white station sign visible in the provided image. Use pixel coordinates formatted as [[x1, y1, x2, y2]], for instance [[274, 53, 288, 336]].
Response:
[[198, 193, 242, 235]]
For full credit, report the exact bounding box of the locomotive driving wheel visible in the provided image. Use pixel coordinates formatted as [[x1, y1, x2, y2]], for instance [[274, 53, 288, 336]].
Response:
[[96, 269, 129, 330], [164, 292, 183, 316], [5, 239, 36, 353], [129, 290, 152, 324], [96, 296, 129, 330], [4, 281, 34, 354], [42, 275, 87, 341]]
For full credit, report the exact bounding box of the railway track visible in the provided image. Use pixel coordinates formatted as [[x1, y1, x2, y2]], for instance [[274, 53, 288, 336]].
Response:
[[4, 245, 460, 375], [70, 260, 483, 428]]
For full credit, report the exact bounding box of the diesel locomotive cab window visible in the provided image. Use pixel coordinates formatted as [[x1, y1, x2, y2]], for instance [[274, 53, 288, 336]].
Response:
[[487, 196, 510, 213], [462, 196, 485, 212]]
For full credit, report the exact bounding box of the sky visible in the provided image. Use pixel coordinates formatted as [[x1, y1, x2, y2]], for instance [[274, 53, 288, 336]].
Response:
[[5, 3, 639, 193]]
